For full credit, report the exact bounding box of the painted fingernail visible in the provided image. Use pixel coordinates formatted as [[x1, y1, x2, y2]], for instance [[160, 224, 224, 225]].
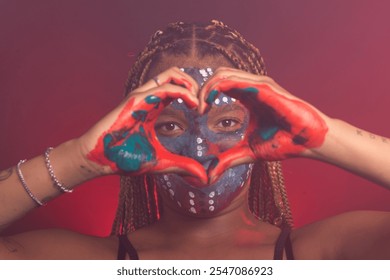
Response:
[[145, 95, 161, 104], [145, 95, 161, 109], [243, 87, 259, 94], [206, 89, 219, 105]]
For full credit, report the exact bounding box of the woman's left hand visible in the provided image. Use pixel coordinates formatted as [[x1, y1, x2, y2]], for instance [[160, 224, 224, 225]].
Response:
[[199, 67, 329, 182]]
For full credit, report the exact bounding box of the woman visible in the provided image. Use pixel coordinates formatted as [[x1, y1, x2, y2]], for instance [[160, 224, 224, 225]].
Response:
[[0, 20, 389, 259]]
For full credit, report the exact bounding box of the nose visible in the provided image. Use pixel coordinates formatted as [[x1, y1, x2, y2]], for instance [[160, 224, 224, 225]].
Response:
[[180, 135, 217, 170]]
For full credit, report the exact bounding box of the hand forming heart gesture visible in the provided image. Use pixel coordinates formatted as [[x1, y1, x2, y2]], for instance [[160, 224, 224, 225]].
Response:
[[80, 67, 329, 185], [198, 67, 329, 182], [79, 67, 207, 183]]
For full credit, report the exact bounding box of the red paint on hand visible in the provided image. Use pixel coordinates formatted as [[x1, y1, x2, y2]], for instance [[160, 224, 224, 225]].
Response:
[[87, 90, 207, 183], [206, 79, 328, 181]]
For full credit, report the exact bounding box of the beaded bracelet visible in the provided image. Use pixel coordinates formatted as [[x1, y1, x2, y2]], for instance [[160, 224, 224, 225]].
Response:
[[44, 147, 73, 193], [16, 159, 46, 206]]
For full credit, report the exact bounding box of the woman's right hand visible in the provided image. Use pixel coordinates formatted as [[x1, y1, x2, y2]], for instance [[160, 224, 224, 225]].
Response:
[[78, 67, 207, 183], [198, 67, 329, 183]]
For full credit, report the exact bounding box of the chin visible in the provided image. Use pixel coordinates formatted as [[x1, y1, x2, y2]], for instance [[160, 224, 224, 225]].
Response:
[[155, 163, 253, 217]]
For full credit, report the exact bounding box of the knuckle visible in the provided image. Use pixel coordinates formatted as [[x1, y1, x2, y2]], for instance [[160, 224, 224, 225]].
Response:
[[263, 75, 275, 83], [168, 66, 180, 72]]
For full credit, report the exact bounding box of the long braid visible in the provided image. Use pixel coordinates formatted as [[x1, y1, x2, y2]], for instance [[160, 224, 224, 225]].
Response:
[[112, 20, 293, 235]]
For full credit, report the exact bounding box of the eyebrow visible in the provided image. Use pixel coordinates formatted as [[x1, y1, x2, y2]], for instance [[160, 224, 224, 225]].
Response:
[[157, 106, 187, 123], [209, 104, 247, 114]]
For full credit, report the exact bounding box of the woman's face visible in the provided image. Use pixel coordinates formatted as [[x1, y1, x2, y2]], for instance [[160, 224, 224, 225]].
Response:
[[154, 67, 253, 217]]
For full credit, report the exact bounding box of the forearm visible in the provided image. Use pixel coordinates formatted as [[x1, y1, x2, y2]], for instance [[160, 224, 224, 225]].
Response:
[[0, 139, 100, 231], [308, 118, 390, 189]]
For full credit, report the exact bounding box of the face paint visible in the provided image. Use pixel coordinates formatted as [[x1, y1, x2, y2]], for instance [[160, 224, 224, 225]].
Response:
[[154, 68, 253, 217]]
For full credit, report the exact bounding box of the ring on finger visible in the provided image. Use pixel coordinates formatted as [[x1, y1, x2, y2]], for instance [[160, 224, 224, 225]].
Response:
[[153, 76, 162, 86]]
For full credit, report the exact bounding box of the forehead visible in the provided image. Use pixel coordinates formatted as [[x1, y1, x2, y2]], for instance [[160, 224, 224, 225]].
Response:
[[165, 67, 248, 115], [183, 67, 213, 87], [145, 54, 233, 82], [161, 94, 248, 119]]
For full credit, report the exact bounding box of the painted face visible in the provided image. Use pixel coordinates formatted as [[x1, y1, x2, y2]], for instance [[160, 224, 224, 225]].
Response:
[[154, 68, 253, 217]]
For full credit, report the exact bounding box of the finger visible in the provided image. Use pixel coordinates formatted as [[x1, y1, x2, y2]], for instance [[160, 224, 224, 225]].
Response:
[[201, 78, 289, 118], [129, 83, 199, 117], [135, 67, 199, 96], [207, 145, 256, 184], [152, 83, 199, 109], [199, 66, 295, 114], [199, 69, 266, 114], [200, 66, 266, 96]]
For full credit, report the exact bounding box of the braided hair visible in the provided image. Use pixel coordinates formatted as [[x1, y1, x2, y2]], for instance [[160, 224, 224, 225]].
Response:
[[111, 20, 293, 235]]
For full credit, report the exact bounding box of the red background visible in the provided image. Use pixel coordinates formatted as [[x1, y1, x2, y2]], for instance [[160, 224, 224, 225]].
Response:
[[1, 0, 390, 237]]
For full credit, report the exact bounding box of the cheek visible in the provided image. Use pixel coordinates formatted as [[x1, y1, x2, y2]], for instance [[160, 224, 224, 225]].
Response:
[[206, 137, 241, 155], [206, 142, 222, 155], [158, 133, 191, 155]]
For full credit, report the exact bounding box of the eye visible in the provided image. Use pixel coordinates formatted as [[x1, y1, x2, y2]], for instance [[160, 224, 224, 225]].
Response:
[[155, 122, 184, 137], [218, 119, 237, 128], [214, 118, 242, 132]]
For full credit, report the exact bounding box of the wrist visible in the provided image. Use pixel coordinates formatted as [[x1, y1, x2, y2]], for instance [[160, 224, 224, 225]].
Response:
[[303, 116, 340, 161], [73, 137, 114, 177], [47, 139, 104, 191]]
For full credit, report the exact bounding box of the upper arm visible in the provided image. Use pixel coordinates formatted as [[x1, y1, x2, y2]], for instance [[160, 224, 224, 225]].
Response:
[[292, 210, 390, 259], [0, 229, 116, 260], [334, 211, 390, 259]]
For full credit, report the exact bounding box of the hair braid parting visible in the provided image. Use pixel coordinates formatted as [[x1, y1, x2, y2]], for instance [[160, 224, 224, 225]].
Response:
[[112, 20, 293, 235]]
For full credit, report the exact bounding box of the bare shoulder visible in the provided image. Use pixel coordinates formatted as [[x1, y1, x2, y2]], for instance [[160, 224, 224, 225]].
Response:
[[0, 229, 118, 260], [291, 210, 390, 259]]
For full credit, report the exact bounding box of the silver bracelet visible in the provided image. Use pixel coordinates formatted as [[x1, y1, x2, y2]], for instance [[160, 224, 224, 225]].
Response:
[[16, 159, 46, 206], [44, 147, 73, 193]]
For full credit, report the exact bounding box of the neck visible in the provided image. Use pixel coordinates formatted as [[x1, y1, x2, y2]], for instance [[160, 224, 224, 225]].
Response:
[[154, 187, 270, 244]]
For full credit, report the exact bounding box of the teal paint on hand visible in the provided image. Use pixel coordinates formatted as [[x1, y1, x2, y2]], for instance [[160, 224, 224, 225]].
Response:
[[259, 126, 279, 140], [145, 95, 161, 109], [206, 90, 219, 104], [103, 125, 156, 172], [243, 87, 259, 94], [132, 110, 148, 122]]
